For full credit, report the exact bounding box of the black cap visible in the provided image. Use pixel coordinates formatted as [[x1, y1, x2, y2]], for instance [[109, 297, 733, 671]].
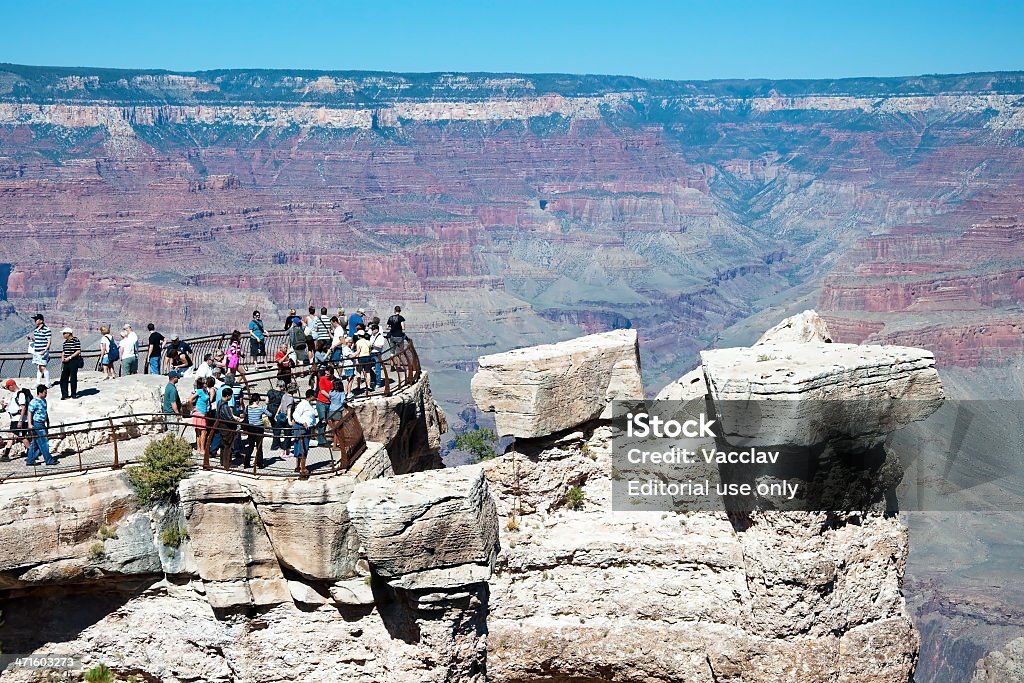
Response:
[[31, 314, 44, 321]]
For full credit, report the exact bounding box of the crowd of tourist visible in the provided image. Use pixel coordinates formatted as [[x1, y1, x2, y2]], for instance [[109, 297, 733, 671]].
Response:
[[2, 306, 409, 473]]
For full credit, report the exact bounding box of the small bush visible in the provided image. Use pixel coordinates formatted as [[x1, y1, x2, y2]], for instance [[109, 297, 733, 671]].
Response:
[[243, 508, 265, 532], [84, 663, 114, 683], [88, 542, 106, 560], [566, 485, 585, 510], [127, 434, 193, 505], [98, 525, 118, 540], [454, 428, 498, 463], [756, 353, 772, 362], [505, 516, 520, 532], [161, 526, 189, 548]]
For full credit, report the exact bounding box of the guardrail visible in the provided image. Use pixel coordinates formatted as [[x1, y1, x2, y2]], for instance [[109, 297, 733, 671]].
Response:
[[0, 408, 366, 483]]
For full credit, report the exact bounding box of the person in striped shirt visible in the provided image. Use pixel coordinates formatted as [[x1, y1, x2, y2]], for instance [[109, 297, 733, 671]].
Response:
[[59, 327, 82, 400], [27, 314, 52, 385], [242, 393, 272, 469]]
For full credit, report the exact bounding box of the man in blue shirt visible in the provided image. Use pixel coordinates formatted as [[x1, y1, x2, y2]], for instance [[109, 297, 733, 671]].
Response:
[[348, 308, 365, 338], [248, 310, 268, 369], [26, 384, 56, 466]]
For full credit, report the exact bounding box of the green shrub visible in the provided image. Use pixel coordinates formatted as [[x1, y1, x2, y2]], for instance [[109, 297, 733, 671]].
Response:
[[98, 525, 118, 540], [84, 663, 114, 683], [161, 526, 189, 548], [127, 434, 193, 505], [88, 542, 106, 561], [454, 428, 498, 463], [566, 485, 585, 510]]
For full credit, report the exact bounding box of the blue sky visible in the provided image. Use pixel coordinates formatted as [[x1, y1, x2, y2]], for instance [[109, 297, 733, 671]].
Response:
[[4, 1, 1023, 80]]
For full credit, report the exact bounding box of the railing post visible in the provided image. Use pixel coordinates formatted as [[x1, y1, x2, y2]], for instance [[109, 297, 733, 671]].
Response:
[[109, 418, 120, 469]]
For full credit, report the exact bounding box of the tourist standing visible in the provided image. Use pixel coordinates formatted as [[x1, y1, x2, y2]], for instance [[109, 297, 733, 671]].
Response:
[[2, 379, 30, 460], [274, 385, 295, 456], [283, 308, 298, 331], [326, 377, 347, 450], [120, 324, 139, 375], [225, 331, 246, 383], [163, 371, 182, 432], [146, 323, 164, 375], [347, 307, 365, 338], [316, 368, 333, 446], [355, 329, 374, 392], [99, 324, 118, 379], [266, 379, 286, 451], [386, 306, 406, 347], [26, 384, 56, 466], [243, 393, 272, 469], [291, 389, 317, 477], [248, 311, 268, 369], [275, 343, 294, 385], [28, 314, 52, 385], [59, 327, 82, 400], [288, 318, 309, 365], [369, 324, 388, 389], [191, 377, 212, 458]]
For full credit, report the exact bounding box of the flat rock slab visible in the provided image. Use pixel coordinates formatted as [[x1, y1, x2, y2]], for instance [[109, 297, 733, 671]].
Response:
[[701, 342, 944, 446], [471, 329, 643, 438], [347, 467, 498, 589]]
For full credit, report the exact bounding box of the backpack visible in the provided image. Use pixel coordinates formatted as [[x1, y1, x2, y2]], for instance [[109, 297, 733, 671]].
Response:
[[289, 325, 307, 349], [106, 335, 120, 362]]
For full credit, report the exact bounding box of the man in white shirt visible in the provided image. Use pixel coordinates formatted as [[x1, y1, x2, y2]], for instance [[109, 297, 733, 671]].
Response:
[[369, 324, 389, 389], [291, 389, 317, 478], [119, 324, 140, 375], [195, 354, 217, 380]]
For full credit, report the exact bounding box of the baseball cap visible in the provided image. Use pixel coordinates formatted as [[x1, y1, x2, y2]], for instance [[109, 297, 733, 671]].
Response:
[[123, 323, 132, 330], [61, 327, 74, 334], [168, 370, 182, 379], [31, 314, 44, 321], [3, 379, 16, 391], [171, 334, 180, 340], [357, 307, 365, 313]]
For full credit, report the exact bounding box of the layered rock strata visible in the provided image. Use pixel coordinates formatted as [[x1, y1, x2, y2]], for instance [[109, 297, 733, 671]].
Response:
[[470, 329, 643, 438]]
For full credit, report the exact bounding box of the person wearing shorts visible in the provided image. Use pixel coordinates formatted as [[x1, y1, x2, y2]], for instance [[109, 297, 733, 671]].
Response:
[[248, 310, 268, 369]]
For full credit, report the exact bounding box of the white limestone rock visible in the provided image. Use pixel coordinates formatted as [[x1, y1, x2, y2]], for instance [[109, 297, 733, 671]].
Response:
[[347, 466, 498, 589], [701, 342, 944, 447], [755, 309, 834, 345], [654, 365, 708, 401], [471, 329, 644, 438]]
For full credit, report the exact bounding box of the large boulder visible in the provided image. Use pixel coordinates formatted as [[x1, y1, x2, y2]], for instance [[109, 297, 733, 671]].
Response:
[[755, 309, 834, 345], [350, 372, 447, 473], [471, 329, 643, 438], [0, 470, 158, 587], [701, 342, 944, 447], [347, 466, 499, 590]]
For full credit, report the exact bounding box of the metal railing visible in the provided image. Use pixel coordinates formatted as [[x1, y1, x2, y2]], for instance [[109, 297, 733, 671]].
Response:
[[0, 408, 366, 483]]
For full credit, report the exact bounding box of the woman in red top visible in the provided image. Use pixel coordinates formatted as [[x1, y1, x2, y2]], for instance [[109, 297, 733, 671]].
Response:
[[275, 343, 293, 386], [316, 368, 333, 447]]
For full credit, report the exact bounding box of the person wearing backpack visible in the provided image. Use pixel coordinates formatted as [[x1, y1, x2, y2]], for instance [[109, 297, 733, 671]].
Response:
[[2, 379, 31, 460], [99, 324, 119, 379], [288, 317, 309, 365]]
